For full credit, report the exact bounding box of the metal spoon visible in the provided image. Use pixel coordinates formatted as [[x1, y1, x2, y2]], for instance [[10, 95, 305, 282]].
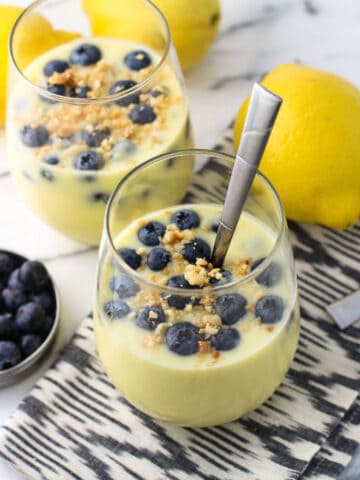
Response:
[[211, 83, 282, 267]]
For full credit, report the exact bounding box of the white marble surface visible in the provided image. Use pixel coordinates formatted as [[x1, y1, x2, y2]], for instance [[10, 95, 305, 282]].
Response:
[[0, 0, 359, 478]]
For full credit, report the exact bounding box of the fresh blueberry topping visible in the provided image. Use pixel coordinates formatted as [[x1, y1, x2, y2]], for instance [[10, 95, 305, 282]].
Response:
[[166, 275, 193, 310], [104, 300, 130, 319], [109, 80, 140, 106], [165, 322, 199, 356], [135, 306, 166, 330], [211, 222, 219, 233], [46, 84, 66, 96], [150, 86, 168, 97], [138, 221, 166, 246], [82, 128, 110, 148], [45, 156, 59, 165], [210, 328, 240, 351], [180, 238, 211, 264], [0, 253, 16, 282], [19, 261, 49, 292], [70, 43, 102, 66], [252, 259, 282, 287], [40, 169, 54, 182], [42, 315, 55, 336], [170, 209, 200, 231], [1, 288, 28, 313], [31, 292, 55, 314], [0, 314, 16, 340], [209, 269, 232, 285], [70, 85, 92, 98], [215, 294, 247, 325], [129, 105, 156, 125], [73, 150, 104, 170], [124, 50, 152, 71], [118, 248, 142, 270], [255, 295, 284, 324], [20, 125, 49, 148], [109, 273, 139, 298], [0, 341, 22, 370], [91, 192, 109, 203], [7, 269, 28, 292], [16, 302, 46, 334], [146, 247, 171, 271], [21, 334, 42, 357], [43, 59, 70, 77]]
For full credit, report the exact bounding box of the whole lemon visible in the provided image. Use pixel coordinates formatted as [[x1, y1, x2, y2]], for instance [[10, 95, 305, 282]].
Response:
[[82, 0, 221, 70], [0, 5, 79, 127], [234, 64, 360, 229]]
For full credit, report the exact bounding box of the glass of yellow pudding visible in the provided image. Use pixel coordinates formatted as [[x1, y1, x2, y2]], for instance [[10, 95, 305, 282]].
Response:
[[7, 0, 193, 245], [94, 150, 300, 427]]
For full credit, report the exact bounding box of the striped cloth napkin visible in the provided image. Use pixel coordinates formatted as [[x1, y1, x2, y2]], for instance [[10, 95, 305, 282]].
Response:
[[0, 127, 359, 480]]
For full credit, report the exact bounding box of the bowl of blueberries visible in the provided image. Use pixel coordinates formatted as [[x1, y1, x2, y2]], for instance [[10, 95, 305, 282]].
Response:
[[0, 250, 59, 387]]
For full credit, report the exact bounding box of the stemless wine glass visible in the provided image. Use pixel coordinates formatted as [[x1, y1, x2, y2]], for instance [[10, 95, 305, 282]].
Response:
[[7, 0, 193, 245], [94, 149, 300, 427]]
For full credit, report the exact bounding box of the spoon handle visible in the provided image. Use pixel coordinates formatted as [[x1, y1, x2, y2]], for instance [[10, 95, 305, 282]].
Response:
[[211, 83, 282, 267]]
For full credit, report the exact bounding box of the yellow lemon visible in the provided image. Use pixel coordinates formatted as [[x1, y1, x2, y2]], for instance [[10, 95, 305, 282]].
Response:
[[82, 0, 221, 70], [234, 64, 360, 229], [0, 5, 79, 127]]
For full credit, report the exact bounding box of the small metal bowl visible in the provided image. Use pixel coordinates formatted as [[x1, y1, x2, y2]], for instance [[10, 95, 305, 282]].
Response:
[[0, 249, 60, 388]]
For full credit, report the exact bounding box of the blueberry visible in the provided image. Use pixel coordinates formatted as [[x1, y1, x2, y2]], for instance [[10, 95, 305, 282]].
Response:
[[165, 322, 199, 355], [211, 222, 219, 233], [21, 334, 42, 357], [210, 328, 240, 351], [7, 269, 28, 292], [45, 156, 59, 165], [0, 253, 16, 282], [82, 128, 110, 148], [40, 169, 54, 182], [135, 306, 166, 330], [166, 275, 192, 310], [42, 316, 55, 337], [0, 341, 22, 370], [170, 209, 200, 231], [16, 302, 46, 334], [104, 300, 130, 319], [109, 80, 140, 106], [70, 85, 92, 98], [91, 192, 109, 203], [43, 59, 70, 77], [180, 238, 211, 264], [252, 259, 282, 287], [0, 314, 16, 340], [146, 247, 170, 271], [124, 50, 152, 71], [31, 292, 55, 314], [1, 288, 28, 313], [70, 43, 101, 66], [19, 261, 49, 292], [20, 125, 49, 148], [109, 273, 139, 298], [118, 248, 142, 270], [46, 84, 66, 96], [138, 221, 166, 246], [73, 150, 104, 170], [210, 269, 232, 285], [129, 105, 156, 125], [150, 86, 168, 97], [215, 294, 247, 325], [255, 295, 284, 324]]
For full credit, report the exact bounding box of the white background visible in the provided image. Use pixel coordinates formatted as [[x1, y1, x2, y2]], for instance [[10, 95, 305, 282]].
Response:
[[0, 0, 359, 478]]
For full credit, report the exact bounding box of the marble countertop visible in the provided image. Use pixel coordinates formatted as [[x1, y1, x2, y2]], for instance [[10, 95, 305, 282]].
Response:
[[0, 0, 359, 478]]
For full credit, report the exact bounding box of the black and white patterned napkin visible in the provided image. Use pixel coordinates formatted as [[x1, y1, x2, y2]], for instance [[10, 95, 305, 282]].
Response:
[[0, 129, 359, 480]]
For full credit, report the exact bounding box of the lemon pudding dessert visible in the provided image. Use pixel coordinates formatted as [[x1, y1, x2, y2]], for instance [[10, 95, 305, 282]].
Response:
[[7, 37, 192, 244], [95, 204, 300, 426]]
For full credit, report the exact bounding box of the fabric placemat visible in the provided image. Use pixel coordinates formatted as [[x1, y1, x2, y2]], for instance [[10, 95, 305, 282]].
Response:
[[0, 127, 359, 480]]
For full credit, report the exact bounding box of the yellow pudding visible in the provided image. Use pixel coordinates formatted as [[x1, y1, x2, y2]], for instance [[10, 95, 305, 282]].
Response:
[[7, 37, 193, 244], [94, 204, 300, 426]]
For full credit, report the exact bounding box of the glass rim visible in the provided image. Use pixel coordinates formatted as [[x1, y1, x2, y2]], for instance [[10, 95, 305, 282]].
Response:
[[8, 0, 171, 105], [104, 148, 287, 296]]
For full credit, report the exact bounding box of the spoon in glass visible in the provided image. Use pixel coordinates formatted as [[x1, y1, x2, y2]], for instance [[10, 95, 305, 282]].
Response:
[[211, 83, 282, 268]]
